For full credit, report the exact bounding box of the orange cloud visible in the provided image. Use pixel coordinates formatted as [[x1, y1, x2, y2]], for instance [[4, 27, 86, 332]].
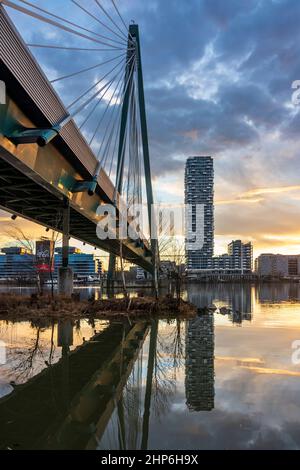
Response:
[[181, 129, 199, 141], [216, 198, 263, 205], [216, 185, 300, 206], [241, 185, 300, 198], [240, 366, 300, 377]]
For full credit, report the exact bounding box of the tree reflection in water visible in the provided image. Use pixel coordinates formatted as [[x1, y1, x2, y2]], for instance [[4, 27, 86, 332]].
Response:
[[99, 318, 186, 450]]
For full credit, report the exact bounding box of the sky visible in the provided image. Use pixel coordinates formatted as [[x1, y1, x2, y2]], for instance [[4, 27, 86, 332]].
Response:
[[1, 0, 300, 258]]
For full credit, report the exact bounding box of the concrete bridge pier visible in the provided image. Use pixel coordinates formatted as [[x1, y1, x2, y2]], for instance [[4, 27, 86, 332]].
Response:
[[59, 197, 73, 297], [58, 267, 73, 297]]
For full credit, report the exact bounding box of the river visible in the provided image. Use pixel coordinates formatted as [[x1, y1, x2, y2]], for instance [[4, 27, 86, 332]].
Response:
[[1, 283, 300, 450]]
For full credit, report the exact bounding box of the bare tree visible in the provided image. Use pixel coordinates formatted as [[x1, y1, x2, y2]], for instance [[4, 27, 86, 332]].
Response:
[[4, 226, 41, 292], [159, 235, 186, 302], [5, 222, 61, 297], [11, 327, 44, 382]]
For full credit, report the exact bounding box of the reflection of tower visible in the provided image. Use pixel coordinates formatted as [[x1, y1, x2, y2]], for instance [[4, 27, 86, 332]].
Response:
[[187, 284, 214, 309], [185, 315, 215, 411], [230, 285, 253, 324]]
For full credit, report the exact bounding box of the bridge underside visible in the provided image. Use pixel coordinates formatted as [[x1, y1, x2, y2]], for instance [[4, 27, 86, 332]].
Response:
[[0, 150, 153, 272], [0, 6, 154, 274]]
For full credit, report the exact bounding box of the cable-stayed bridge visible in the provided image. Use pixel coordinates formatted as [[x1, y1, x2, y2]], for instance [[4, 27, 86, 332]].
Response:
[[0, 0, 158, 281]]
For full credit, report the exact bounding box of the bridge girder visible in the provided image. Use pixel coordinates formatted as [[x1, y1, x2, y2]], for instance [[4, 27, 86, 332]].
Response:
[[0, 6, 154, 274]]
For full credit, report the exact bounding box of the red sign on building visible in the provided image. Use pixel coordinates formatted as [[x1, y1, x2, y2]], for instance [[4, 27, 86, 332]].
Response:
[[36, 240, 55, 273]]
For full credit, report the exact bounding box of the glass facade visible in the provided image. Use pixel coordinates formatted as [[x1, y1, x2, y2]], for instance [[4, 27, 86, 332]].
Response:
[[0, 248, 35, 279], [0, 246, 100, 280], [54, 252, 98, 278]]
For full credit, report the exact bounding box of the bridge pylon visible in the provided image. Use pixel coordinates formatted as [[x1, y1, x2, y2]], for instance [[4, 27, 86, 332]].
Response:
[[108, 24, 159, 292]]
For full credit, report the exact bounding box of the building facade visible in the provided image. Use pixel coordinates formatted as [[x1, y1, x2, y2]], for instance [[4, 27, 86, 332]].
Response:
[[0, 246, 101, 281], [54, 247, 99, 279], [0, 247, 34, 280], [185, 156, 214, 271], [228, 240, 253, 273], [213, 240, 253, 274], [256, 254, 300, 277]]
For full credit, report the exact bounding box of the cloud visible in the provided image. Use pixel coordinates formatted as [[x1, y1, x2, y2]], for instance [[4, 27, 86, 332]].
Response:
[[3, 0, 300, 254], [216, 185, 300, 205]]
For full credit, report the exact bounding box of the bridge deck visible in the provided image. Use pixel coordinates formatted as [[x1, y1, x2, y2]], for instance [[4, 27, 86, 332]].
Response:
[[0, 5, 153, 272]]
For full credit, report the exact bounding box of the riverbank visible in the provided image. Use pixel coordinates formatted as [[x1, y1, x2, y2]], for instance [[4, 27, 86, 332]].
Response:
[[0, 293, 197, 322]]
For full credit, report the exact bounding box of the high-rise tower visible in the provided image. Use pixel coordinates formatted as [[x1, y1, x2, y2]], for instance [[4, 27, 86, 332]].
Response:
[[185, 156, 214, 271]]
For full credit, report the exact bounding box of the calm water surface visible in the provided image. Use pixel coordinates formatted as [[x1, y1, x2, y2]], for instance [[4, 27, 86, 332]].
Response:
[[1, 283, 300, 450]]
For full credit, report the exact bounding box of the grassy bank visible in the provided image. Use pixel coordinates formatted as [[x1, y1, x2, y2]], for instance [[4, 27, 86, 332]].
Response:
[[0, 294, 197, 322]]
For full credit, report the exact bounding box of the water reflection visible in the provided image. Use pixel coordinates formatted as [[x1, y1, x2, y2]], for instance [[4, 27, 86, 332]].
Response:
[[256, 283, 300, 303], [0, 320, 148, 450], [185, 315, 215, 411], [1, 283, 300, 449], [187, 283, 253, 325]]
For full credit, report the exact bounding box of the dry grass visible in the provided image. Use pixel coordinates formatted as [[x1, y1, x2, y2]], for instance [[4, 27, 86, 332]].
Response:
[[0, 293, 197, 322]]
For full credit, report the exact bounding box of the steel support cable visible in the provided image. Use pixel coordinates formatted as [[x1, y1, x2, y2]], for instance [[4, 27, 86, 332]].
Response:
[[127, 84, 137, 206], [121, 67, 138, 200], [71, 73, 121, 120], [118, 131, 128, 200], [114, 59, 136, 197], [15, 0, 127, 47], [104, 80, 132, 173], [97, 76, 129, 165], [69, 65, 123, 123], [128, 74, 137, 206], [133, 76, 143, 206], [110, 0, 132, 39], [135, 79, 143, 206], [50, 52, 125, 83], [90, 53, 136, 146], [79, 66, 125, 131], [89, 83, 122, 148], [71, 0, 130, 46], [132, 125, 140, 205], [108, 114, 121, 177], [133, 122, 140, 207], [123, 91, 135, 202], [67, 55, 126, 109], [102, 119, 121, 171], [99, 102, 123, 172], [138, 130, 143, 205], [129, 80, 141, 208], [94, 0, 132, 43], [0, 0, 124, 49], [26, 44, 127, 52], [67, 58, 133, 118], [107, 77, 131, 178], [80, 65, 125, 134], [133, 86, 141, 206], [135, 123, 142, 206]]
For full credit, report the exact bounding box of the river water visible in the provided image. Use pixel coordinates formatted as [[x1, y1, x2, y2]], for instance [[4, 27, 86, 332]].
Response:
[[1, 283, 300, 450]]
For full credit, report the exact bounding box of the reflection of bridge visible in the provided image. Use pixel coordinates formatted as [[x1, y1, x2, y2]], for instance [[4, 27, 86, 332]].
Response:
[[0, 3, 158, 279], [0, 320, 150, 450]]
